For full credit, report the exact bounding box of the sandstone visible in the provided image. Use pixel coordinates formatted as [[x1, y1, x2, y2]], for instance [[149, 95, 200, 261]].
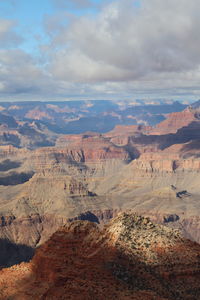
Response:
[[56, 133, 131, 162]]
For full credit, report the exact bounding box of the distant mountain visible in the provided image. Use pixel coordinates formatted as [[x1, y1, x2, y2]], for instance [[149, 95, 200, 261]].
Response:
[[189, 99, 200, 109], [0, 100, 187, 148]]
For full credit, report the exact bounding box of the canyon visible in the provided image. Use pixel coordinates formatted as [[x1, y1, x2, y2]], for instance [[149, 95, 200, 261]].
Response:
[[0, 100, 200, 269]]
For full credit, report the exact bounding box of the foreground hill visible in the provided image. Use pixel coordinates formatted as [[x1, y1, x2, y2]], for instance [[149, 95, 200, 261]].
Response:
[[0, 213, 199, 299]]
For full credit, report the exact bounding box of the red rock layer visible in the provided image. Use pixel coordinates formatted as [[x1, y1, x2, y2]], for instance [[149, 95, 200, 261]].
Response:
[[151, 108, 197, 135], [56, 133, 130, 162]]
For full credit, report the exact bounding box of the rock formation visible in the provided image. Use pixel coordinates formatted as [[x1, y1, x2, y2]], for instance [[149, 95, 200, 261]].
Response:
[[0, 213, 200, 299], [151, 108, 197, 135]]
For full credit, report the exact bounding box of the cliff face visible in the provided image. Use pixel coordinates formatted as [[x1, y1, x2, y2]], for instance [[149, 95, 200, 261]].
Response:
[[150, 108, 197, 135], [56, 133, 131, 162], [131, 153, 200, 173], [0, 213, 200, 299]]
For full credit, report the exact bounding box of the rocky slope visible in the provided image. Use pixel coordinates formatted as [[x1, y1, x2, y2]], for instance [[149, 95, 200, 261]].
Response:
[[0, 213, 200, 299]]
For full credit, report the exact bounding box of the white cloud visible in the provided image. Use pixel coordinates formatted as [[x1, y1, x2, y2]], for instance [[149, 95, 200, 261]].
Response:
[[0, 19, 22, 47], [48, 0, 200, 82], [0, 49, 53, 95]]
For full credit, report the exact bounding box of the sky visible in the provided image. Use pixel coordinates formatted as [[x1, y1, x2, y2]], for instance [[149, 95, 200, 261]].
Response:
[[0, 0, 200, 101]]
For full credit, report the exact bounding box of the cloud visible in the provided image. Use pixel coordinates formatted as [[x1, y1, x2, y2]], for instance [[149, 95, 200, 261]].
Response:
[[0, 19, 23, 48], [0, 49, 88, 101], [47, 0, 200, 84], [0, 49, 52, 96], [2, 0, 200, 100]]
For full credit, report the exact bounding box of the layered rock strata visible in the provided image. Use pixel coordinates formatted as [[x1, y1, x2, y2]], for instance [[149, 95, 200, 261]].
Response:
[[0, 107, 200, 256]]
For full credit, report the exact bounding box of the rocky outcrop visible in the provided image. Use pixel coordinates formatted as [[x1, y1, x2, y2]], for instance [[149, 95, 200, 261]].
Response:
[[0, 213, 200, 299], [104, 125, 152, 146], [25, 108, 53, 120], [56, 133, 131, 162], [131, 153, 200, 173], [151, 108, 197, 135]]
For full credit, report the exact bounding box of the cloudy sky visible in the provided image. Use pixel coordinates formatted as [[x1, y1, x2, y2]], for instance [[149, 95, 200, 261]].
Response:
[[0, 0, 200, 101]]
